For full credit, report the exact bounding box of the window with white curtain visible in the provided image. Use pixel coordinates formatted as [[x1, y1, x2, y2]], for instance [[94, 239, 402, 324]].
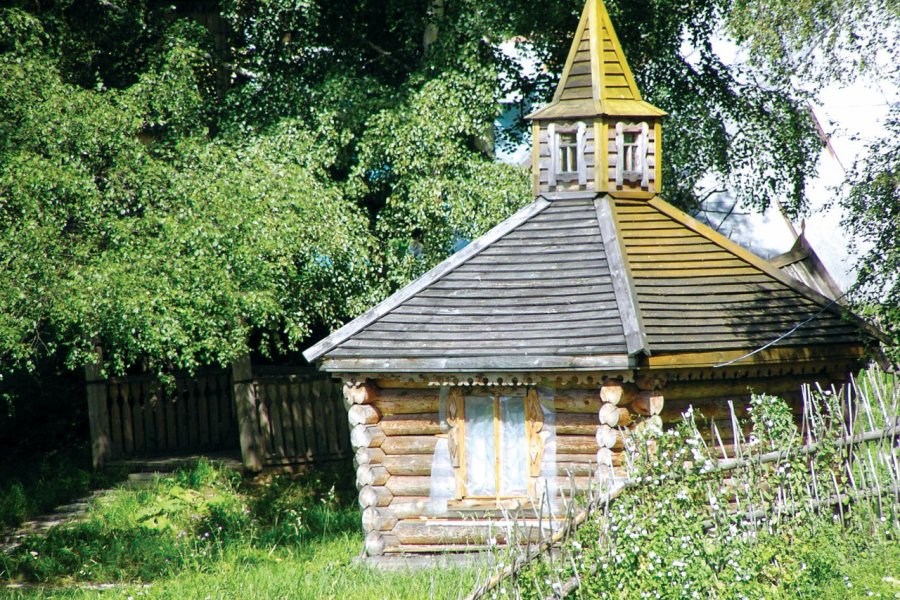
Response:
[[464, 394, 528, 497]]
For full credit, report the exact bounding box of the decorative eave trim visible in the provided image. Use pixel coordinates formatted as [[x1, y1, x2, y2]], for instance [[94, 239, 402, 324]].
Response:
[[320, 354, 637, 373], [303, 198, 553, 363], [594, 195, 649, 356], [646, 197, 889, 344]]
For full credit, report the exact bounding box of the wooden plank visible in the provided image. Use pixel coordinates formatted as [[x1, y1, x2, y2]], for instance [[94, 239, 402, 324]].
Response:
[[303, 379, 318, 456], [164, 384, 177, 452], [323, 354, 634, 372], [268, 383, 286, 458], [141, 380, 157, 454], [121, 382, 136, 455], [594, 195, 647, 355], [187, 378, 201, 449], [454, 258, 608, 272], [556, 434, 599, 454], [197, 377, 211, 449], [380, 413, 442, 436], [134, 381, 149, 455], [175, 378, 189, 451], [407, 289, 618, 306], [291, 381, 309, 460], [369, 317, 622, 333], [375, 392, 439, 416], [348, 327, 626, 343], [646, 344, 865, 367], [231, 357, 263, 471], [277, 381, 296, 458], [382, 454, 434, 476], [380, 309, 619, 326], [381, 436, 438, 455], [555, 412, 600, 435], [207, 375, 221, 448], [334, 337, 628, 353], [85, 362, 111, 468], [385, 476, 434, 497], [311, 379, 327, 457], [108, 384, 124, 458]]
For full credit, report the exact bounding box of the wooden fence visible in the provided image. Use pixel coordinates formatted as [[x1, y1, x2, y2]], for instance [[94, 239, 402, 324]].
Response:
[[103, 369, 237, 459], [86, 364, 349, 470], [251, 367, 351, 467]]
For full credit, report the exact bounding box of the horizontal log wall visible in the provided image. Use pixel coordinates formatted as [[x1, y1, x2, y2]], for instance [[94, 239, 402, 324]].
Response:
[[356, 384, 612, 556]]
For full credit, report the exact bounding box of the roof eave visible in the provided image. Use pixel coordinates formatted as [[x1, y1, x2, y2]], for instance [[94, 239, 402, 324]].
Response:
[[319, 354, 638, 373]]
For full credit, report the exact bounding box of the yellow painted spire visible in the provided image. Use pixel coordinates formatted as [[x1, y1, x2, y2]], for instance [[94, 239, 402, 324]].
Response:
[[528, 0, 665, 120]]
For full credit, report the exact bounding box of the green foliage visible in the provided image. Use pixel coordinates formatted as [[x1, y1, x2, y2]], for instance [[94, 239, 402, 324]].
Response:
[[0, 450, 121, 530], [843, 113, 900, 352], [3, 0, 876, 379]]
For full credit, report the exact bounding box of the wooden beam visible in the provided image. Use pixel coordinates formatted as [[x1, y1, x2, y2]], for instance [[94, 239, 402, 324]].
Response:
[[231, 355, 263, 472], [85, 358, 111, 469]]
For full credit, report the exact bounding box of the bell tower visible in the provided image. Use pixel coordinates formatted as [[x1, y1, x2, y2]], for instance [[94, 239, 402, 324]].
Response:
[[528, 0, 665, 198]]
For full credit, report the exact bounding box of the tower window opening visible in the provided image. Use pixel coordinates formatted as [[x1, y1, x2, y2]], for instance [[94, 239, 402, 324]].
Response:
[[557, 133, 578, 173]]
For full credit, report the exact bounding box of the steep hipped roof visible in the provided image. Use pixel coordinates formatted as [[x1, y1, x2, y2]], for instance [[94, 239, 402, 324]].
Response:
[[613, 198, 866, 367], [304, 195, 637, 372], [304, 193, 872, 373], [527, 0, 666, 120]]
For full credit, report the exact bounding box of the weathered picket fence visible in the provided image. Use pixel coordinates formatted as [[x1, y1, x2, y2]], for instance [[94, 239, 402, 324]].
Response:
[[85, 361, 349, 471]]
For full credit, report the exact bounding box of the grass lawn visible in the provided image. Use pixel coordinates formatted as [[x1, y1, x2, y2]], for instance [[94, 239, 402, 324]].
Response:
[[0, 460, 484, 600]]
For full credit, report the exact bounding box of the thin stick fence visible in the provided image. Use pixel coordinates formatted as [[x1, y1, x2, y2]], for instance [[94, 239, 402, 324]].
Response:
[[466, 368, 900, 600]]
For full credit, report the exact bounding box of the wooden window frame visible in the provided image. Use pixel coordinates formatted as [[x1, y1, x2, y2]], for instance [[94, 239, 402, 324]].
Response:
[[615, 121, 650, 189], [448, 388, 543, 502], [548, 122, 587, 187]]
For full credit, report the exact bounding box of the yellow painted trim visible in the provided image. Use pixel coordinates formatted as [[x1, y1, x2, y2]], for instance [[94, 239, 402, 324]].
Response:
[[492, 393, 501, 501], [552, 1, 591, 103], [532, 122, 541, 196], [587, 0, 603, 111], [647, 345, 867, 368], [595, 0, 642, 102], [595, 120, 604, 193], [609, 190, 656, 200], [654, 120, 662, 193]]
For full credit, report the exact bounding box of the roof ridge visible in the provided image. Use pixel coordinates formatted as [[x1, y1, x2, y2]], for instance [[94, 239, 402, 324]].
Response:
[[595, 195, 648, 356], [303, 198, 552, 363]]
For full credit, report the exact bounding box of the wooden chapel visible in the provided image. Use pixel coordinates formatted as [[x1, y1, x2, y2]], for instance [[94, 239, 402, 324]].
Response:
[[303, 0, 879, 557]]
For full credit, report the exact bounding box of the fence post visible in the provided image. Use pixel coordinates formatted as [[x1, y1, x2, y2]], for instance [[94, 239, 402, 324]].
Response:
[[85, 351, 111, 469], [232, 355, 263, 472]]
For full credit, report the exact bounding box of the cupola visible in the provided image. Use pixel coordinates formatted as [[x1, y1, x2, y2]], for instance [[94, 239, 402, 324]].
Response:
[[527, 0, 666, 198]]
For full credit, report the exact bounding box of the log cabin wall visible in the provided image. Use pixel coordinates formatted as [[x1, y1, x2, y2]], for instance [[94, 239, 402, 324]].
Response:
[[350, 381, 637, 556], [346, 369, 846, 557]]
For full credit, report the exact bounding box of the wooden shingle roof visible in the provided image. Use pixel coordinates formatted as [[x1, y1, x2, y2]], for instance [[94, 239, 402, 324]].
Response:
[[305, 195, 635, 372], [304, 194, 873, 373], [614, 198, 864, 363]]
